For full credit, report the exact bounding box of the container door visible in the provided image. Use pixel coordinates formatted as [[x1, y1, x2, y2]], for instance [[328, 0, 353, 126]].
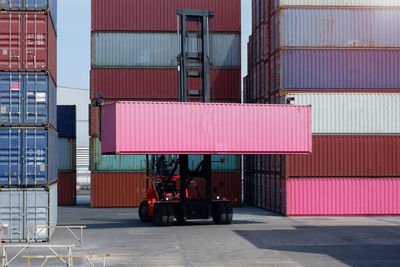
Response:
[[0, 128, 22, 185], [25, 188, 50, 241], [23, 128, 48, 185], [0, 72, 25, 125], [25, 73, 50, 126], [0, 189, 24, 241], [24, 13, 48, 71], [0, 13, 23, 70]]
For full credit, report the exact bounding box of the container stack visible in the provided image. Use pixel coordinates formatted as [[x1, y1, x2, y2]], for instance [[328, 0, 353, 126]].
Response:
[[0, 0, 58, 241], [244, 0, 400, 215], [57, 105, 77, 206], [90, 0, 242, 207]]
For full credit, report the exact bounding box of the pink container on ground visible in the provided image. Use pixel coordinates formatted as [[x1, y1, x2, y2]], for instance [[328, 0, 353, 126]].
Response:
[[287, 178, 400, 216], [101, 102, 312, 155]]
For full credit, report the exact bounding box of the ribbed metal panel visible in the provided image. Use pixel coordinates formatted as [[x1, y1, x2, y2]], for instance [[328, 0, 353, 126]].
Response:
[[91, 0, 241, 32], [285, 93, 400, 134], [277, 9, 400, 48], [90, 137, 147, 172], [287, 178, 400, 216], [276, 0, 400, 7], [92, 33, 240, 68], [287, 136, 400, 177], [58, 172, 76, 206], [58, 138, 76, 171], [0, 184, 57, 242], [188, 155, 241, 172], [101, 102, 312, 155], [57, 106, 76, 138], [281, 50, 400, 91], [91, 172, 146, 208], [90, 68, 241, 101]]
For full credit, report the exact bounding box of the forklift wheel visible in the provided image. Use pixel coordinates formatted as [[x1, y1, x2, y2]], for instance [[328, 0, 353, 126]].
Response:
[[154, 204, 169, 226], [212, 202, 227, 225], [166, 204, 175, 226], [224, 202, 233, 224], [139, 201, 152, 222]]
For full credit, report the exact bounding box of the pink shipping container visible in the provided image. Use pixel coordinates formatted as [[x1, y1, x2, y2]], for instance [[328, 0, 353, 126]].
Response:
[[100, 102, 312, 155], [91, 0, 241, 33], [286, 178, 400, 216], [0, 12, 57, 83], [90, 68, 241, 101]]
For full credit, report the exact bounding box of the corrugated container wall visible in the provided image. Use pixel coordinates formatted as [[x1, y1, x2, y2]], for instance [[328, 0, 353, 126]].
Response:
[[57, 105, 76, 138], [0, 184, 57, 242], [90, 68, 241, 101], [58, 138, 76, 172], [284, 93, 400, 134], [0, 127, 58, 186], [287, 178, 400, 216], [91, 0, 240, 32], [58, 172, 76, 206], [92, 33, 240, 68], [274, 0, 400, 8], [286, 136, 400, 177], [0, 0, 57, 33], [0, 12, 57, 83], [0, 72, 57, 128], [101, 102, 312, 155], [273, 9, 400, 51]]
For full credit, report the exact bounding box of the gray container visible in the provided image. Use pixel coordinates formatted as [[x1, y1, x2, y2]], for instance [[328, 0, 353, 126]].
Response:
[[91, 32, 240, 68], [0, 183, 57, 242], [58, 138, 76, 172]]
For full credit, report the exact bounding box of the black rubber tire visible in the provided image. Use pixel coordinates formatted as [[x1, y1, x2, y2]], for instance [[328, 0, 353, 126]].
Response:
[[166, 204, 175, 226], [154, 204, 168, 226], [212, 202, 227, 225], [224, 202, 233, 224], [139, 201, 151, 222]]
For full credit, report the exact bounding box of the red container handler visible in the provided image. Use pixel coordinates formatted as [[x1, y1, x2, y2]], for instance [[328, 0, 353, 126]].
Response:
[[90, 68, 241, 101], [58, 172, 77, 206], [0, 11, 57, 83], [91, 0, 241, 33]]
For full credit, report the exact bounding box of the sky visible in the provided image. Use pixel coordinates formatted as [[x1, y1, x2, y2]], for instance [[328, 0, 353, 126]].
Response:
[[57, 0, 252, 89]]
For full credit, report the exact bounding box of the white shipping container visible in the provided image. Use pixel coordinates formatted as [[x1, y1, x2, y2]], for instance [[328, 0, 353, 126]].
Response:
[[284, 93, 400, 134], [0, 184, 57, 242], [92, 32, 240, 68], [276, 0, 400, 7]]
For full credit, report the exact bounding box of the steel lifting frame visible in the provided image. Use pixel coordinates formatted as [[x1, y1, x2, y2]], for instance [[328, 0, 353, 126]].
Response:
[[177, 9, 214, 220]]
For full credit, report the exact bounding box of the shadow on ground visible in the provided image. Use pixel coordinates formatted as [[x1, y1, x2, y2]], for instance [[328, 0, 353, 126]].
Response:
[[235, 226, 400, 267]]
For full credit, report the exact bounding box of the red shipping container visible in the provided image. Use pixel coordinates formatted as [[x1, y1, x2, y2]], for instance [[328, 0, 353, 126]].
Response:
[[58, 172, 76, 206], [286, 178, 400, 216], [90, 68, 241, 101], [0, 12, 57, 83], [287, 136, 400, 177], [91, 0, 240, 33], [91, 172, 241, 208], [91, 172, 146, 208]]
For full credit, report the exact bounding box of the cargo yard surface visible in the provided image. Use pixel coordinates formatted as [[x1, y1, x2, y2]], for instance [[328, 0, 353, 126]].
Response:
[[4, 196, 399, 266]]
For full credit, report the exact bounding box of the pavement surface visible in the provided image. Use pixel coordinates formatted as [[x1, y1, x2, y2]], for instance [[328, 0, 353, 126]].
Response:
[[3, 195, 400, 266]]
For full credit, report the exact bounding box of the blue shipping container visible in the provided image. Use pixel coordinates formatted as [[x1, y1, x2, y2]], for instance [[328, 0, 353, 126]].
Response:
[[279, 49, 400, 91], [57, 105, 76, 138], [0, 127, 57, 186], [0, 72, 57, 128], [0, 0, 57, 33]]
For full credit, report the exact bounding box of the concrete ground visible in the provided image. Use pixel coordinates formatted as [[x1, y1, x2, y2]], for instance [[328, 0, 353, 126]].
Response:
[[3, 195, 400, 266]]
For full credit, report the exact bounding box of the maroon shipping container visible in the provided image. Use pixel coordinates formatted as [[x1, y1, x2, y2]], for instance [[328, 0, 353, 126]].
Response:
[[58, 172, 76, 206], [90, 68, 241, 101], [91, 0, 240, 33], [0, 12, 57, 83], [91, 172, 241, 208], [91, 172, 146, 208], [287, 136, 400, 177]]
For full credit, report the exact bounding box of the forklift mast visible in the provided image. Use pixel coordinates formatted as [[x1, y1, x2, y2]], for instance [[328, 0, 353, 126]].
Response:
[[177, 9, 214, 220]]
